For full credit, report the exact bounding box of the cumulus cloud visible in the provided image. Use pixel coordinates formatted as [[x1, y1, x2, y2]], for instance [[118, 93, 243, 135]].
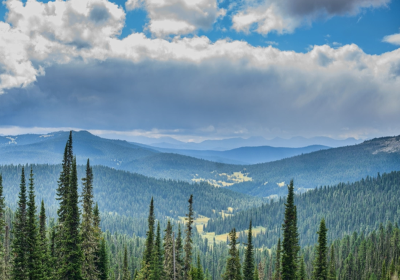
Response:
[[0, 0, 399, 139], [125, 0, 226, 37], [383, 33, 400, 46], [232, 0, 389, 34]]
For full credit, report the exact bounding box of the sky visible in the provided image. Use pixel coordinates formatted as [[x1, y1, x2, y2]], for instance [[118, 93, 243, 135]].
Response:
[[0, 0, 399, 142]]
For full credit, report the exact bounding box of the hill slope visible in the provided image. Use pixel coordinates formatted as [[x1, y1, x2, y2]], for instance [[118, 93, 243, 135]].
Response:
[[0, 164, 263, 218]]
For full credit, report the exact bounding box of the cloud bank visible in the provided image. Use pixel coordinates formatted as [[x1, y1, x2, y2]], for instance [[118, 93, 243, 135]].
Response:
[[0, 0, 399, 139]]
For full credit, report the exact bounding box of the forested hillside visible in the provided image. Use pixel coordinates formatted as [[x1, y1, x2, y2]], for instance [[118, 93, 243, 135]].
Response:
[[206, 171, 400, 248], [1, 131, 399, 198], [0, 164, 262, 219]]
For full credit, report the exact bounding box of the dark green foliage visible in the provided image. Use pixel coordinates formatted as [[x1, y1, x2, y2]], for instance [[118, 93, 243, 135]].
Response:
[[281, 180, 299, 280], [298, 257, 306, 280], [176, 224, 184, 280], [206, 171, 400, 248], [184, 195, 194, 280], [26, 169, 41, 280], [243, 221, 254, 280], [222, 228, 242, 280], [273, 239, 281, 280], [150, 222, 163, 280], [327, 245, 335, 280], [38, 200, 50, 280], [11, 167, 28, 280], [144, 198, 155, 267], [313, 219, 328, 280], [97, 238, 109, 280], [122, 246, 130, 280], [163, 220, 174, 280]]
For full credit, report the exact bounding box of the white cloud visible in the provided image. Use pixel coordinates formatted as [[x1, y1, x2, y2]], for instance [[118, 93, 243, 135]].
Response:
[[383, 33, 400, 46], [125, 0, 225, 37], [232, 0, 389, 35]]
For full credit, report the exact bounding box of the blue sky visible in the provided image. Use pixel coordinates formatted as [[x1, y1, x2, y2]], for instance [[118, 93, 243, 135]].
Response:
[[0, 0, 399, 142]]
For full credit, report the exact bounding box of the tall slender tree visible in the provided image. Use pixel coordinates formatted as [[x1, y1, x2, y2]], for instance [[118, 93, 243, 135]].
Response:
[[281, 180, 299, 280], [97, 238, 109, 280], [313, 218, 328, 280], [298, 257, 306, 280], [59, 158, 83, 280], [327, 245, 336, 280], [81, 159, 99, 280], [243, 221, 254, 280], [26, 169, 41, 280], [163, 220, 174, 280], [144, 198, 155, 266], [176, 224, 184, 280], [122, 247, 130, 280], [150, 222, 163, 280], [184, 195, 194, 280], [38, 200, 50, 280], [273, 239, 281, 280], [11, 167, 28, 280], [222, 228, 242, 280]]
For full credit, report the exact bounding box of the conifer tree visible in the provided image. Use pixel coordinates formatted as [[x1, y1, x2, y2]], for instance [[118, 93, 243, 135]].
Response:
[[313, 218, 328, 280], [281, 180, 299, 280], [27, 169, 41, 280], [380, 261, 386, 280], [49, 225, 57, 280], [184, 195, 194, 280], [59, 158, 83, 280], [254, 266, 259, 280], [0, 173, 6, 278], [11, 167, 28, 280], [97, 238, 109, 280], [122, 246, 130, 280], [81, 159, 99, 280], [150, 222, 163, 280], [38, 200, 50, 280], [144, 198, 155, 267], [176, 224, 184, 280], [163, 220, 174, 280], [222, 228, 242, 280], [196, 254, 204, 280], [258, 262, 265, 280], [243, 221, 254, 280], [327, 245, 336, 280], [273, 239, 281, 280], [298, 257, 306, 280]]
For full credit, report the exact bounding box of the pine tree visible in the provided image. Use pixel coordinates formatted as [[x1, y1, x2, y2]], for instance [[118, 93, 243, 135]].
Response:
[[122, 246, 131, 280], [163, 220, 174, 280], [81, 159, 99, 280], [254, 266, 259, 280], [59, 158, 83, 280], [97, 238, 109, 280], [26, 169, 41, 280], [273, 239, 281, 280], [281, 180, 299, 280], [49, 225, 57, 280], [327, 245, 336, 280], [196, 254, 204, 280], [11, 167, 28, 280], [184, 195, 194, 280], [150, 222, 163, 280], [144, 198, 155, 266], [222, 228, 242, 280], [38, 200, 50, 280], [313, 218, 328, 280], [0, 173, 6, 278], [298, 257, 306, 280], [243, 221, 254, 280], [176, 224, 184, 280], [258, 262, 265, 280], [380, 261, 386, 280]]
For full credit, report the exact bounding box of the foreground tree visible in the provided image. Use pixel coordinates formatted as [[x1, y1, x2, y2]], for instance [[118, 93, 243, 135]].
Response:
[[327, 245, 336, 280], [243, 221, 254, 280], [163, 220, 174, 280], [313, 218, 328, 280], [184, 195, 194, 280], [38, 200, 50, 280], [11, 167, 28, 280], [222, 228, 242, 280], [281, 180, 299, 280], [81, 159, 99, 280]]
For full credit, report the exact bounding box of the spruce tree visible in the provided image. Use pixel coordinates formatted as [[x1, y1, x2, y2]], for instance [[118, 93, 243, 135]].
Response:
[[144, 198, 155, 266], [176, 224, 184, 280], [97, 238, 109, 280], [327, 245, 336, 280], [163, 220, 174, 280], [298, 257, 306, 280], [184, 195, 194, 280], [281, 180, 299, 280], [0, 173, 6, 278], [122, 246, 130, 280], [313, 218, 328, 280], [59, 158, 83, 280], [273, 239, 281, 280], [38, 200, 50, 280], [26, 169, 41, 280], [81, 159, 99, 280], [196, 254, 204, 280], [243, 221, 254, 280], [150, 222, 163, 280], [222, 228, 242, 280], [254, 266, 259, 280], [11, 167, 28, 280]]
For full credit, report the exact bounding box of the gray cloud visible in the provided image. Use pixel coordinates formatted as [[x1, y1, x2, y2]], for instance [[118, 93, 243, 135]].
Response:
[[1, 58, 399, 139]]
